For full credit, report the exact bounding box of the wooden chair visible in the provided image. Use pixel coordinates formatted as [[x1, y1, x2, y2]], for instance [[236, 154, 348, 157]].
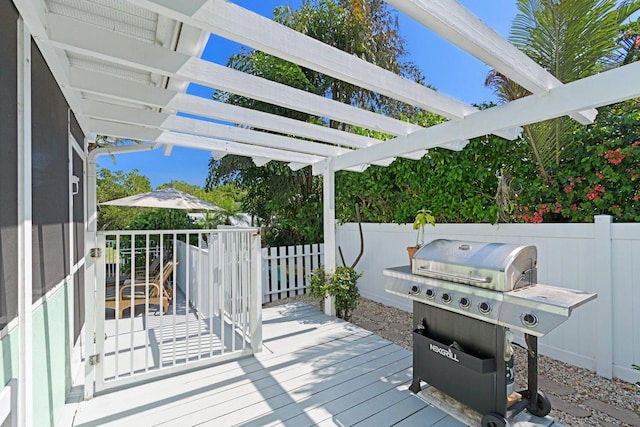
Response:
[[105, 260, 177, 319], [105, 250, 170, 287]]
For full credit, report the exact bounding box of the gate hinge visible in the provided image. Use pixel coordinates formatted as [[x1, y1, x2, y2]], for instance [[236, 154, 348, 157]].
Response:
[[89, 248, 102, 258], [89, 354, 101, 366]]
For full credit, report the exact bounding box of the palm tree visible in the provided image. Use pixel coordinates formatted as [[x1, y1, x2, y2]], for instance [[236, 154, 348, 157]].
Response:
[[486, 0, 640, 176]]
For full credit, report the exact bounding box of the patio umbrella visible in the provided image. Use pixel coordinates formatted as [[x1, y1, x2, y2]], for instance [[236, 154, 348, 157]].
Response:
[[101, 187, 223, 230], [101, 187, 222, 212]]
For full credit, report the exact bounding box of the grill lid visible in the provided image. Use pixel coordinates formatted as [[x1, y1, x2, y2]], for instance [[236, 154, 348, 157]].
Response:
[[411, 239, 537, 291]]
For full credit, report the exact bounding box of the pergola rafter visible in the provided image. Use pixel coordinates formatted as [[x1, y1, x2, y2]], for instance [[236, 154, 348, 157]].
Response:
[[324, 60, 640, 172], [69, 67, 429, 160], [119, 0, 520, 140], [385, 0, 598, 125], [46, 13, 424, 139], [82, 99, 398, 167]]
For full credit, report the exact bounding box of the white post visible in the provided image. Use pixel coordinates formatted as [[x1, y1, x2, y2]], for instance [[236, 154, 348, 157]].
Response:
[[594, 215, 613, 378], [261, 248, 268, 304], [82, 144, 159, 398], [83, 155, 98, 399], [250, 230, 262, 353], [322, 160, 336, 316], [16, 18, 33, 427]]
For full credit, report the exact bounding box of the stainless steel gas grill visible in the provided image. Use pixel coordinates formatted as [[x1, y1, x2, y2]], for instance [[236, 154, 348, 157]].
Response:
[[384, 239, 596, 427]]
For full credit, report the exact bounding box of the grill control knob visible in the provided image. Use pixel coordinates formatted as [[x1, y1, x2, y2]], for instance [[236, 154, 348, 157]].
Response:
[[409, 285, 421, 295], [478, 301, 492, 314], [459, 297, 471, 309], [425, 289, 436, 299], [441, 293, 452, 304], [521, 313, 539, 328]]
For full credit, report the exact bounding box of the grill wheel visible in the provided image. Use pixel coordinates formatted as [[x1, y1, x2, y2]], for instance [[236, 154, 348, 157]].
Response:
[[481, 413, 507, 427], [528, 391, 552, 417]]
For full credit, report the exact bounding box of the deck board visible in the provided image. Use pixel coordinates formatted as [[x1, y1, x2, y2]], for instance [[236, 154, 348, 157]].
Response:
[[72, 303, 459, 427]]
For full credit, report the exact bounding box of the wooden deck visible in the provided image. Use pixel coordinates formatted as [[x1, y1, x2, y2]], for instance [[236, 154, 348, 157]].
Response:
[[71, 302, 465, 426]]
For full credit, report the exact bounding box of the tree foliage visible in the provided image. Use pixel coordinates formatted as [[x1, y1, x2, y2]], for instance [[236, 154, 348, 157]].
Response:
[[97, 169, 245, 230], [337, 131, 536, 224], [486, 0, 640, 175], [97, 168, 152, 230], [512, 100, 640, 222], [207, 0, 423, 246], [205, 0, 640, 242], [159, 181, 247, 228], [207, 156, 322, 245]]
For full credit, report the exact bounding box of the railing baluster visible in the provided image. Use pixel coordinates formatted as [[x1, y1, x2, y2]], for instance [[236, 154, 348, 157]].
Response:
[[114, 234, 120, 379], [219, 232, 225, 355], [197, 232, 202, 360], [172, 232, 177, 367], [159, 233, 164, 369], [185, 233, 190, 363], [231, 232, 237, 352], [144, 233, 150, 372], [209, 232, 214, 357], [129, 233, 135, 376], [243, 232, 249, 349]]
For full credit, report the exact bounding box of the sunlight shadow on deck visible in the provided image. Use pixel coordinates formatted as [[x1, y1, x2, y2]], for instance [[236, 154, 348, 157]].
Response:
[[71, 303, 453, 427], [101, 287, 245, 381]]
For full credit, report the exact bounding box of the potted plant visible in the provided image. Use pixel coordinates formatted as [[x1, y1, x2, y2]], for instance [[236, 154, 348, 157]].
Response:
[[407, 208, 436, 267]]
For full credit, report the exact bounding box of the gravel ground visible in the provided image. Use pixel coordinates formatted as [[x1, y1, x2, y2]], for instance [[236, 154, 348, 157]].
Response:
[[264, 295, 640, 426]]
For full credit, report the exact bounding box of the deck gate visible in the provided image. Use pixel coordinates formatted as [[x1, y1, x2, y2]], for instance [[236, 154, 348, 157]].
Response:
[[89, 228, 261, 393]]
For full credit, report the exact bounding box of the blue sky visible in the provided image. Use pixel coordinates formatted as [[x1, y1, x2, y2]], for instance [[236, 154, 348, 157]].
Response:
[[98, 0, 519, 188]]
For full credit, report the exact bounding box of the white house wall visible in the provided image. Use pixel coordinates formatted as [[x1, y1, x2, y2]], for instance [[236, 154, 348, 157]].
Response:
[[1, 2, 87, 425]]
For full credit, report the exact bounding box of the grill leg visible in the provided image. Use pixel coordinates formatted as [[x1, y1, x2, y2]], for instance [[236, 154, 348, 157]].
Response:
[[409, 376, 422, 394], [523, 334, 551, 417], [526, 333, 538, 411]]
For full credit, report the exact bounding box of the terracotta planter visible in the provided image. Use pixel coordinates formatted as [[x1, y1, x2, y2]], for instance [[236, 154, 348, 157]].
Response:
[[407, 246, 419, 268]]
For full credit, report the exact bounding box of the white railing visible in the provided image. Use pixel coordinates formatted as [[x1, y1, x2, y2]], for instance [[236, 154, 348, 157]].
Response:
[[0, 379, 16, 427], [175, 239, 217, 318], [95, 228, 261, 392], [261, 243, 324, 303], [335, 216, 640, 384], [104, 240, 160, 279]]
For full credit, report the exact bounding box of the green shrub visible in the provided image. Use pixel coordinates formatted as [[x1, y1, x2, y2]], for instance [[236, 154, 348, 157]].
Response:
[[309, 266, 362, 321]]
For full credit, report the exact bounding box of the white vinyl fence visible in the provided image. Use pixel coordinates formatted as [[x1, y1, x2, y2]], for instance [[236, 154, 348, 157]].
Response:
[[336, 216, 640, 384], [261, 243, 324, 303]]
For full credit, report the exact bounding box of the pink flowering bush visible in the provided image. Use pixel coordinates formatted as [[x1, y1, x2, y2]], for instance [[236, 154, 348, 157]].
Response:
[[513, 101, 640, 223]]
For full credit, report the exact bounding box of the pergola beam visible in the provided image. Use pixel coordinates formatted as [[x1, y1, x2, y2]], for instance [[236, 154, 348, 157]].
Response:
[[252, 157, 271, 167], [82, 100, 396, 167], [70, 68, 387, 151], [327, 61, 640, 173], [153, 132, 324, 165], [123, 0, 486, 121], [123, 0, 520, 141], [81, 100, 352, 158], [46, 13, 422, 138], [384, 0, 597, 125]]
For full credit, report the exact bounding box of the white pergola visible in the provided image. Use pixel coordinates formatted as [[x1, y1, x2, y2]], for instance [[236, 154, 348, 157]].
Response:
[[14, 0, 640, 306], [10, 0, 640, 422]]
